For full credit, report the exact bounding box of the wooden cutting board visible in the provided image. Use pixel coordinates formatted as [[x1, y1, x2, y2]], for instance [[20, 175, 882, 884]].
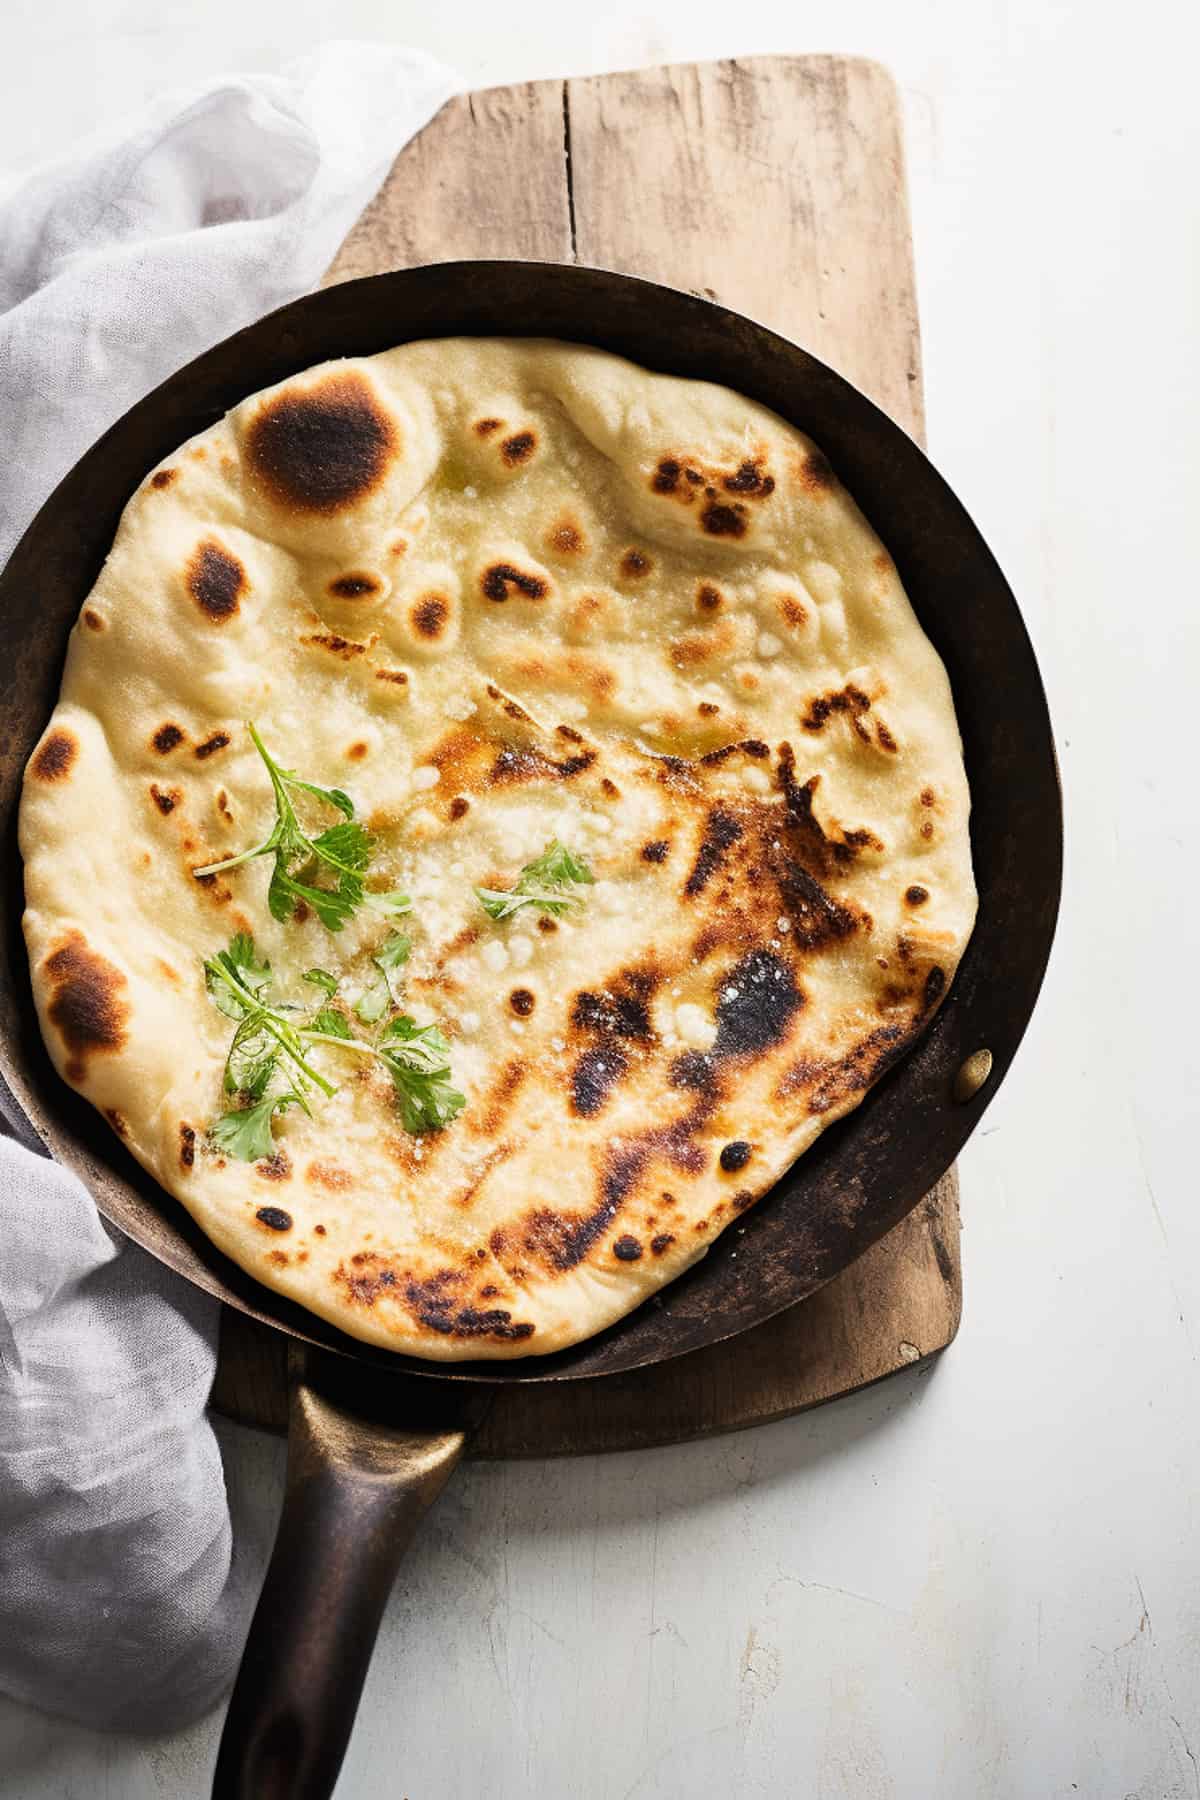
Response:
[[211, 54, 962, 1456]]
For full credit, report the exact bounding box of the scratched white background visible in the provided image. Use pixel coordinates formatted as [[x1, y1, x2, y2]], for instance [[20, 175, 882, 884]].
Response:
[[2, 1, 1199, 1795]]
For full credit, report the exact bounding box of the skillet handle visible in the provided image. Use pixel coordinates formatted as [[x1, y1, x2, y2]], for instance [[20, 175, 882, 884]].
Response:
[[212, 1342, 491, 1800]]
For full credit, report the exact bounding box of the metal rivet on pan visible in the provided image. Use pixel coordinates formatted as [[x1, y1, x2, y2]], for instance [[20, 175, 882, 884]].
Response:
[[953, 1048, 993, 1103]]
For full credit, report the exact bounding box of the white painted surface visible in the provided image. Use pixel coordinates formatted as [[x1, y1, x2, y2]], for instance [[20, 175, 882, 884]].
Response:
[[3, 2, 1199, 1795]]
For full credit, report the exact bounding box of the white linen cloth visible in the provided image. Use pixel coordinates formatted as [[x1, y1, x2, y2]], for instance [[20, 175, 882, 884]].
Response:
[[0, 42, 456, 1730]]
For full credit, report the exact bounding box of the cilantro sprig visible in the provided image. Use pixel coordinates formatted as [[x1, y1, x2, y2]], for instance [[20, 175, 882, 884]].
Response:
[[203, 935, 335, 1159], [192, 724, 411, 932], [475, 839, 593, 922], [204, 932, 464, 1159]]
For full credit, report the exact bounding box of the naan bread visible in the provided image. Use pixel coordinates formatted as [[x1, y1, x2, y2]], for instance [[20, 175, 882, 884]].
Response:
[[19, 339, 975, 1359]]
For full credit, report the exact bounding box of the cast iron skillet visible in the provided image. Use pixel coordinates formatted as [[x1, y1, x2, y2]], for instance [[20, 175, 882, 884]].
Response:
[[0, 263, 1060, 1798]]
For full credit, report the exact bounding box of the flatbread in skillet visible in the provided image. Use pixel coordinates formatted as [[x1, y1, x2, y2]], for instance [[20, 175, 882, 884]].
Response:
[[19, 338, 976, 1358]]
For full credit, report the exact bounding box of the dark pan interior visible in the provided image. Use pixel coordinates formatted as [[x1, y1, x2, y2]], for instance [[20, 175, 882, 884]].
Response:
[[0, 262, 1061, 1384]]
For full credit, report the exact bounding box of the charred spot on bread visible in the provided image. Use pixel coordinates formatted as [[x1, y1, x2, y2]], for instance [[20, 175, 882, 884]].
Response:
[[244, 370, 398, 514], [150, 783, 181, 815], [328, 571, 381, 600], [255, 1151, 291, 1182], [546, 515, 585, 555], [30, 730, 78, 782], [685, 808, 744, 896], [571, 1045, 629, 1118], [255, 1205, 293, 1230], [500, 429, 537, 467], [619, 548, 652, 580], [799, 449, 835, 493], [412, 593, 450, 638], [187, 539, 247, 621], [480, 562, 549, 602], [700, 499, 748, 538], [41, 932, 130, 1082], [723, 457, 775, 496]]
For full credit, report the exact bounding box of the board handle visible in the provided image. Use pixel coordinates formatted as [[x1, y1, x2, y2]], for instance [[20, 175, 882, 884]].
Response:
[[212, 1342, 491, 1800]]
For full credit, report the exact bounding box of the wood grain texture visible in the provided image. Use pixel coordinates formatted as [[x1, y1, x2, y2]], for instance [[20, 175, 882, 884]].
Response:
[[326, 81, 573, 279], [213, 54, 960, 1453], [564, 58, 925, 437]]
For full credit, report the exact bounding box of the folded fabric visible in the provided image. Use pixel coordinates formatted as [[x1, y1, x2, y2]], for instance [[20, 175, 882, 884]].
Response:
[[0, 40, 456, 1730]]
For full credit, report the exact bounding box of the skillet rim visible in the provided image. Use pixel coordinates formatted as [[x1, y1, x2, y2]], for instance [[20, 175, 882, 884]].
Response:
[[0, 259, 1062, 1385]]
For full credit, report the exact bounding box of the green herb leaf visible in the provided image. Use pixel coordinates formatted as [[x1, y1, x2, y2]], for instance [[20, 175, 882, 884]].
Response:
[[311, 820, 373, 872], [192, 725, 378, 933], [269, 864, 358, 933], [474, 883, 578, 921], [203, 938, 336, 1107], [521, 840, 595, 890], [310, 1006, 353, 1039], [365, 890, 413, 920], [474, 838, 593, 923], [281, 775, 355, 819], [204, 932, 464, 1152], [355, 981, 391, 1025], [474, 886, 525, 923], [355, 931, 413, 1020], [375, 932, 411, 974], [205, 934, 273, 1018], [390, 1068, 467, 1134], [211, 1092, 299, 1162], [227, 932, 273, 989], [378, 1014, 452, 1064], [376, 1015, 465, 1133], [225, 1014, 278, 1099], [378, 938, 411, 971]]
